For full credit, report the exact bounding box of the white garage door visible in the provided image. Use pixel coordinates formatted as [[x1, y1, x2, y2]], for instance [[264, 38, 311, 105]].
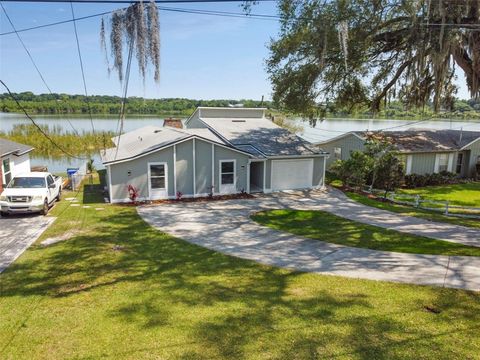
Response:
[[271, 159, 313, 191]]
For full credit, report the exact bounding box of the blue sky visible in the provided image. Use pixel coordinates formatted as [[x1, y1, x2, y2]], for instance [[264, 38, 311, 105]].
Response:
[[0, 1, 471, 100], [0, 1, 280, 100]]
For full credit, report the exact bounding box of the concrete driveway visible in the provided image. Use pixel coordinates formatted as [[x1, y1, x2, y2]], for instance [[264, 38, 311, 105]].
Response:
[[138, 189, 480, 291], [0, 214, 55, 273]]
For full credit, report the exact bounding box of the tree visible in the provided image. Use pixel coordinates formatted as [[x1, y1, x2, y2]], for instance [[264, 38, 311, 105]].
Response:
[[330, 150, 372, 189], [100, 0, 160, 83], [267, 0, 480, 122]]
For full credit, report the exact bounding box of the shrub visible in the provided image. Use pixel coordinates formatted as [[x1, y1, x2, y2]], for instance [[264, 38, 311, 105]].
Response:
[[404, 172, 458, 188]]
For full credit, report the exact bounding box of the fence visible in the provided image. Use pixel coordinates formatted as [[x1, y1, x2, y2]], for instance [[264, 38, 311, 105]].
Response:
[[364, 187, 480, 219], [70, 163, 92, 191]]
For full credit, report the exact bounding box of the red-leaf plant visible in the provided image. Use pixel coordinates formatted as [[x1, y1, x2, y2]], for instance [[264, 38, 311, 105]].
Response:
[[127, 184, 140, 203]]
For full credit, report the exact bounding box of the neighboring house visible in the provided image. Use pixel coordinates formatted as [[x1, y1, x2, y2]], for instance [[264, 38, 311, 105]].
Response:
[[0, 138, 34, 192], [101, 107, 327, 203], [317, 129, 480, 177]]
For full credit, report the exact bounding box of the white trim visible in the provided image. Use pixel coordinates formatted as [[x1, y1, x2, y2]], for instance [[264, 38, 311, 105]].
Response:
[[246, 159, 251, 194], [265, 154, 327, 159], [219, 159, 236, 194], [263, 160, 266, 192], [322, 155, 327, 188], [313, 131, 365, 146], [434, 154, 440, 173], [447, 153, 455, 172], [173, 144, 177, 196], [211, 143, 215, 192], [107, 165, 113, 201], [406, 155, 413, 175], [103, 135, 252, 166], [147, 162, 168, 200], [193, 138, 196, 197], [460, 136, 480, 150]]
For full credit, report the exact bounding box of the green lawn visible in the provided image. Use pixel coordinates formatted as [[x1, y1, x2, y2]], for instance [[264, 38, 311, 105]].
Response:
[[252, 209, 480, 256], [398, 182, 480, 207], [1, 182, 479, 359], [346, 191, 480, 229]]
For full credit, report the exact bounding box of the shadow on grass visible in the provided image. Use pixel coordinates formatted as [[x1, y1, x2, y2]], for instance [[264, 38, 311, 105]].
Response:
[[1, 204, 479, 359]]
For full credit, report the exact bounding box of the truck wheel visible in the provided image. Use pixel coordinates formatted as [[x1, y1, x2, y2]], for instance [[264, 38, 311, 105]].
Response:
[[56, 188, 62, 202], [0, 211, 8, 217], [41, 199, 49, 216]]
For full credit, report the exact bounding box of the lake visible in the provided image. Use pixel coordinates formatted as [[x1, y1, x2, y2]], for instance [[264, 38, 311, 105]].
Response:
[[1, 112, 479, 174]]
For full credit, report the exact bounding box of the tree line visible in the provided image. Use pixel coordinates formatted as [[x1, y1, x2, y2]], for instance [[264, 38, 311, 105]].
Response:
[[0, 92, 272, 115]]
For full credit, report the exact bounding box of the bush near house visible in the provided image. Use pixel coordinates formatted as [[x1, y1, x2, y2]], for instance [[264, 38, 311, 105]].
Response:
[[404, 171, 461, 188]]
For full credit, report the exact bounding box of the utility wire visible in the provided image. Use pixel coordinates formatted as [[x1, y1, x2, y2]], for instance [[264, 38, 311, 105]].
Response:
[[70, 1, 96, 134], [0, 0, 84, 138], [0, 79, 89, 160], [3, 3, 480, 37]]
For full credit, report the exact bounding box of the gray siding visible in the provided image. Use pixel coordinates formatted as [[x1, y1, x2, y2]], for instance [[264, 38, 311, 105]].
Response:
[[320, 134, 366, 168], [213, 145, 249, 193], [195, 139, 213, 194], [176, 140, 194, 196], [464, 139, 480, 177], [264, 159, 272, 190], [185, 111, 207, 128], [313, 157, 325, 187], [109, 146, 175, 201], [410, 153, 436, 175], [199, 108, 264, 119]]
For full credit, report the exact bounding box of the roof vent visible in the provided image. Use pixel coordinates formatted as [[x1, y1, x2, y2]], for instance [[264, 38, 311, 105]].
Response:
[[154, 130, 162, 133], [232, 119, 246, 123]]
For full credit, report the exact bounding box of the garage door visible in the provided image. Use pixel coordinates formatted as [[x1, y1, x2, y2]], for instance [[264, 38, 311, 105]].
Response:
[[271, 159, 313, 191]]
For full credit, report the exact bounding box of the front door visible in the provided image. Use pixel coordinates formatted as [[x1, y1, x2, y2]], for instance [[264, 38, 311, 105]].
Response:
[[148, 163, 168, 200], [219, 160, 236, 194]]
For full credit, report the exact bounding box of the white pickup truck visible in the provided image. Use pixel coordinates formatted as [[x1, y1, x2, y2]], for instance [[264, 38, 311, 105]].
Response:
[[0, 172, 62, 216]]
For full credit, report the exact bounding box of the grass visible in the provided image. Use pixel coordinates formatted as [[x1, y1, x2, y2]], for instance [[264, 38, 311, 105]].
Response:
[[1, 178, 479, 359], [346, 191, 480, 229], [398, 182, 480, 207], [252, 209, 480, 257]]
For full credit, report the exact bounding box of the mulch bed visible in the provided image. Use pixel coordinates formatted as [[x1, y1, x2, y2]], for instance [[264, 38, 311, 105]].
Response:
[[118, 193, 255, 206]]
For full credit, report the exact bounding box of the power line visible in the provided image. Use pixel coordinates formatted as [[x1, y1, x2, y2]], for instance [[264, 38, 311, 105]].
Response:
[[0, 0, 84, 139], [0, 4, 277, 36], [0, 79, 89, 160], [70, 1, 96, 134], [0, 0, 276, 3]]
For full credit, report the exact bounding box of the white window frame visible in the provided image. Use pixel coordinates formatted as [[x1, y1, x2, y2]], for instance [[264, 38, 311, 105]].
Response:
[[333, 147, 342, 160], [148, 162, 168, 200], [219, 159, 236, 194], [437, 154, 448, 173], [2, 157, 11, 185]]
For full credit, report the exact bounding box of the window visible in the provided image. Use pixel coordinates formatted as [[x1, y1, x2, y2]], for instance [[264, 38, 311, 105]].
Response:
[[456, 153, 463, 174], [150, 164, 166, 189], [438, 154, 448, 173], [221, 161, 235, 185], [334, 147, 342, 160], [2, 158, 11, 185], [47, 175, 54, 187]]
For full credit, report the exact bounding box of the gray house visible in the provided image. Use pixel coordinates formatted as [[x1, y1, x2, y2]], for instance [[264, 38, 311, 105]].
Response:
[[101, 107, 327, 203], [317, 129, 480, 178]]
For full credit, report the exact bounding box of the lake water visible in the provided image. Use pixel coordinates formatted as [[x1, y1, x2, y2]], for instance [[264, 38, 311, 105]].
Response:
[[1, 112, 479, 173]]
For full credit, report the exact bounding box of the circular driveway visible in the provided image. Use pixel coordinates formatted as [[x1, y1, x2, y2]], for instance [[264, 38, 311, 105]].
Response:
[[137, 189, 480, 291]]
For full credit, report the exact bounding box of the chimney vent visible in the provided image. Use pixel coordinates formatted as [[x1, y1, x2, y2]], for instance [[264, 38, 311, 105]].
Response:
[[163, 118, 183, 129]]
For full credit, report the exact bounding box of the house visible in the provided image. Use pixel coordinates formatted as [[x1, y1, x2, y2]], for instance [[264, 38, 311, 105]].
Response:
[[0, 138, 34, 192], [317, 129, 480, 177], [101, 107, 328, 203]]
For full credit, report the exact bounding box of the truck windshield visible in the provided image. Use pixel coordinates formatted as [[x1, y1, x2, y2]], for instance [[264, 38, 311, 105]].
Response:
[[7, 177, 46, 188]]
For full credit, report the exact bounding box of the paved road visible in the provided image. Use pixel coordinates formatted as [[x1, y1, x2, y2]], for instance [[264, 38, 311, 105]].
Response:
[[138, 189, 480, 291], [0, 215, 55, 273]]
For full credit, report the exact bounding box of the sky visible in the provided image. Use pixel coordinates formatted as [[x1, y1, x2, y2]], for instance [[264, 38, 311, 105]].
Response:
[[0, 0, 471, 101]]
